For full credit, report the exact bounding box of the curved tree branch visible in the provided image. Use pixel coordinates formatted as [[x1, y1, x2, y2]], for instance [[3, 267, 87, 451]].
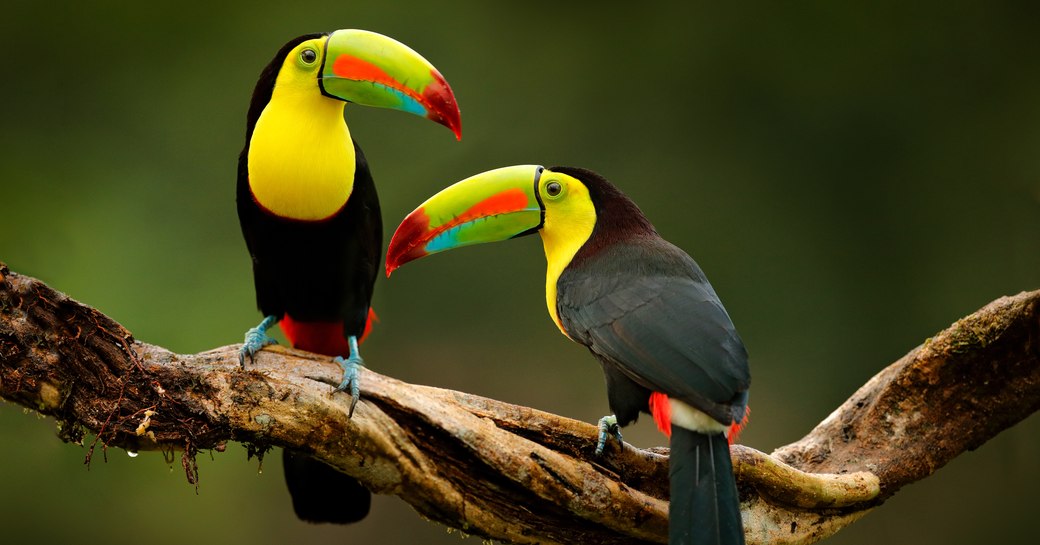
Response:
[[1, 261, 1037, 544]]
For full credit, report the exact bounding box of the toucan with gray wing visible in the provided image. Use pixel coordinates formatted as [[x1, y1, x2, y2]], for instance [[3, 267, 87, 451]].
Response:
[[385, 166, 748, 545]]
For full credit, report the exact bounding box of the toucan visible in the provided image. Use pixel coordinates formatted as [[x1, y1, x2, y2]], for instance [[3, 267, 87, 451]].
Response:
[[385, 165, 749, 545], [236, 30, 461, 524]]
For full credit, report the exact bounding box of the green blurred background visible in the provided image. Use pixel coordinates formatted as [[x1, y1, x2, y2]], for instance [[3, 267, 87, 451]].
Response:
[[1, 2, 1038, 544]]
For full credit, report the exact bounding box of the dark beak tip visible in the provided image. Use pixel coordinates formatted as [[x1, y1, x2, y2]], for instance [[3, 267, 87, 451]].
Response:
[[384, 239, 413, 277], [428, 103, 461, 140], [384, 252, 417, 278], [384, 250, 401, 277], [421, 70, 462, 140]]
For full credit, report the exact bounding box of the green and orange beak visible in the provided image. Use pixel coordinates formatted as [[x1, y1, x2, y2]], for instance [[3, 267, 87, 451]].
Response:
[[386, 165, 546, 275], [320, 29, 461, 140]]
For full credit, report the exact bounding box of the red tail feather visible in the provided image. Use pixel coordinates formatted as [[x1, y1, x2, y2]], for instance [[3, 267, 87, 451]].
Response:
[[648, 392, 749, 444], [727, 407, 750, 445], [359, 308, 377, 344], [649, 392, 673, 437], [279, 308, 378, 357]]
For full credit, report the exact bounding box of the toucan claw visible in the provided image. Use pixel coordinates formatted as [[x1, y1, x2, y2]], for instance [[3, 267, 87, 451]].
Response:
[[334, 356, 362, 417], [334, 335, 364, 418], [240, 315, 280, 367], [595, 414, 623, 456]]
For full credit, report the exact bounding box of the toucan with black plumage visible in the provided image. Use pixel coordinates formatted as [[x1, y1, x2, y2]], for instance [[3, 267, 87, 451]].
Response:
[[236, 29, 461, 524], [385, 165, 749, 545]]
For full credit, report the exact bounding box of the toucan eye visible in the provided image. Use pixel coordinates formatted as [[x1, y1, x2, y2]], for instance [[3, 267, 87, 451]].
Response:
[[545, 181, 563, 197], [300, 49, 318, 64]]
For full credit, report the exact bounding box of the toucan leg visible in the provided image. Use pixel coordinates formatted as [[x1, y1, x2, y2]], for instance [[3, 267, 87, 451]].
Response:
[[595, 414, 624, 455], [334, 335, 364, 417], [240, 315, 279, 367]]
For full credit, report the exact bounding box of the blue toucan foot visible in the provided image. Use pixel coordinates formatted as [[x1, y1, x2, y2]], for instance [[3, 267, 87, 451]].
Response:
[[240, 315, 279, 367], [595, 414, 624, 456], [334, 335, 364, 418]]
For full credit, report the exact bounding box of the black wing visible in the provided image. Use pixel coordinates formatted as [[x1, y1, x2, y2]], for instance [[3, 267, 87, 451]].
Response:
[[236, 140, 381, 336], [557, 237, 749, 424]]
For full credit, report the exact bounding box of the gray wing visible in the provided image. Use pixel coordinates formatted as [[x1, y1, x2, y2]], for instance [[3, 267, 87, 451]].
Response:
[[557, 239, 749, 424]]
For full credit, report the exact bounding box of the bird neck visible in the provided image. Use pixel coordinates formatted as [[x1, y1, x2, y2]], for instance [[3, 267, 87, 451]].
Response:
[[247, 90, 356, 221], [539, 202, 597, 337]]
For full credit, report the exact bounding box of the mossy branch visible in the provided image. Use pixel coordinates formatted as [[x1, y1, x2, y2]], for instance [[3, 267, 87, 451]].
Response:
[[1, 261, 1037, 544]]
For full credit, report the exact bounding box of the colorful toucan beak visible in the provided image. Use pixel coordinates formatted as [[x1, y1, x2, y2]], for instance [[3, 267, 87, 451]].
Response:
[[320, 29, 462, 140], [386, 165, 546, 275]]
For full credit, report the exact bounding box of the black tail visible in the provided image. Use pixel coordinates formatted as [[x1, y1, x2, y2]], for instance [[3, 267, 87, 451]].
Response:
[[669, 427, 744, 545], [282, 450, 371, 524]]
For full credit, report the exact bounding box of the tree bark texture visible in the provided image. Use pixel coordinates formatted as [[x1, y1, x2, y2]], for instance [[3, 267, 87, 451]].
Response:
[[1, 261, 1037, 544]]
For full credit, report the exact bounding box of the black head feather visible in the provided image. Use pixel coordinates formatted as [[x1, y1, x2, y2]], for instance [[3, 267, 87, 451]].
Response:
[[547, 166, 658, 264]]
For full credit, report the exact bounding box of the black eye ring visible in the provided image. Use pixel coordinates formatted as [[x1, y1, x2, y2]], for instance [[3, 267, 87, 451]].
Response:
[[300, 49, 318, 64], [546, 181, 562, 197]]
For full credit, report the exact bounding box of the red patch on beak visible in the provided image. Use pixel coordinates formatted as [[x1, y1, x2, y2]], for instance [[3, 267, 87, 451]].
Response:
[[331, 54, 427, 106], [331, 56, 461, 140], [459, 187, 529, 221], [332, 55, 397, 86], [386, 188, 530, 277]]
